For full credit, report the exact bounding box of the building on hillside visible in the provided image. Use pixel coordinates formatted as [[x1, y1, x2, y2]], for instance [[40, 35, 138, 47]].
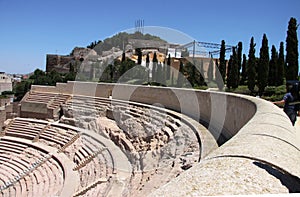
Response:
[[46, 47, 97, 73], [0, 72, 12, 94], [0, 72, 15, 132]]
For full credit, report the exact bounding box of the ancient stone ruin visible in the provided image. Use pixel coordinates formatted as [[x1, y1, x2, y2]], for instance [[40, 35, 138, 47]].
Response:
[[0, 81, 299, 196]]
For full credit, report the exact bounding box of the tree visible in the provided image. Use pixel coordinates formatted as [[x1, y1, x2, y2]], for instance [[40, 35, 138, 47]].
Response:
[[136, 48, 142, 65], [231, 47, 239, 89], [177, 60, 184, 87], [257, 34, 270, 96], [185, 61, 199, 87], [237, 42, 243, 82], [121, 52, 126, 62], [48, 70, 63, 85], [14, 80, 32, 101], [247, 37, 256, 94], [286, 17, 299, 80], [146, 53, 150, 83], [166, 54, 171, 80], [227, 55, 233, 89], [240, 54, 247, 85], [152, 52, 158, 82], [227, 47, 239, 89], [268, 45, 278, 86], [146, 53, 150, 68], [87, 40, 101, 49], [277, 42, 285, 86], [219, 40, 226, 82], [108, 64, 114, 81]]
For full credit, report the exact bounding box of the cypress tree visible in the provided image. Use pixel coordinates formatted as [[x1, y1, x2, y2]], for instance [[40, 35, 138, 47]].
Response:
[[153, 52, 158, 63], [191, 62, 196, 87], [146, 53, 150, 84], [231, 47, 239, 89], [247, 37, 256, 94], [166, 54, 171, 80], [268, 45, 278, 86], [237, 42, 243, 81], [185, 62, 195, 87], [219, 40, 226, 81], [227, 55, 233, 89], [286, 17, 299, 80], [240, 54, 247, 85], [152, 52, 158, 81], [195, 59, 206, 86], [122, 52, 126, 62], [277, 42, 285, 86], [137, 48, 142, 65], [200, 59, 205, 86], [177, 60, 184, 87], [146, 53, 150, 67], [258, 34, 270, 96]]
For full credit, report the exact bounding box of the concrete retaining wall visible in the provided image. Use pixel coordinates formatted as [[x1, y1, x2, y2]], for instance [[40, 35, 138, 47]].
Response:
[[30, 81, 300, 195]]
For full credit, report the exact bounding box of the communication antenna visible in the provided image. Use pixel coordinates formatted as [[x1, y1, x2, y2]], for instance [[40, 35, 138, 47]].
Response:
[[135, 19, 144, 34]]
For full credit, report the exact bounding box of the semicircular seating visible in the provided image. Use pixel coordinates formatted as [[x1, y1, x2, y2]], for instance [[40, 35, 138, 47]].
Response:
[[7, 81, 298, 196], [3, 87, 214, 196]]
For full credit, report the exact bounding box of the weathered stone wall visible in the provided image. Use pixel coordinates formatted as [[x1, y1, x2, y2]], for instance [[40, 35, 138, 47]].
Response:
[[46, 48, 97, 73], [46, 54, 74, 73], [0, 98, 10, 107], [20, 102, 48, 119], [0, 107, 5, 131]]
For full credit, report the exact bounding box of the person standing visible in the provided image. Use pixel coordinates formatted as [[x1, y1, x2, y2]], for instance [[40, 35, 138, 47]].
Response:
[[273, 82, 299, 126]]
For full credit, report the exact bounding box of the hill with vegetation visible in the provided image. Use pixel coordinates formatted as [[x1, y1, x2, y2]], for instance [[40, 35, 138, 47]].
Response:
[[87, 31, 167, 54]]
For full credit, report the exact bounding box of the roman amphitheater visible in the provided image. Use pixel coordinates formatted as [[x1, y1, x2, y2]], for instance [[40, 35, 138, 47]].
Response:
[[0, 80, 299, 197]]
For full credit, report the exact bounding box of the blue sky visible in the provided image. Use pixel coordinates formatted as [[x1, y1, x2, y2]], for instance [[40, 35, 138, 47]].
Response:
[[0, 0, 299, 74]]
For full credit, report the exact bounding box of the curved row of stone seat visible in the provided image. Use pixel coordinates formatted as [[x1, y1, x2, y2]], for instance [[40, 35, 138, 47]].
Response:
[[3, 118, 78, 149], [64, 95, 185, 151], [17, 85, 216, 196], [65, 95, 203, 155], [1, 116, 124, 196], [60, 132, 115, 195], [61, 95, 213, 196], [23, 91, 70, 110], [26, 82, 300, 195], [64, 95, 200, 160], [0, 137, 64, 196]]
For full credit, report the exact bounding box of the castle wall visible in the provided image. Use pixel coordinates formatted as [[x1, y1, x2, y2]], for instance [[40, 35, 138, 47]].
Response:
[[46, 54, 74, 73]]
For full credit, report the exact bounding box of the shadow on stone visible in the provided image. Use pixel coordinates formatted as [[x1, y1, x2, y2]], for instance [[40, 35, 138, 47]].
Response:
[[253, 161, 300, 193]]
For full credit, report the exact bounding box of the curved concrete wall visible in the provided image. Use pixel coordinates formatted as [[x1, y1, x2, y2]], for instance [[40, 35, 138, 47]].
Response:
[[151, 96, 300, 195], [31, 81, 300, 195]]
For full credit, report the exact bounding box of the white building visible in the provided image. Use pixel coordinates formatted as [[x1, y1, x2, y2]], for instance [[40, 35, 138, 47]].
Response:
[[0, 72, 12, 94]]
